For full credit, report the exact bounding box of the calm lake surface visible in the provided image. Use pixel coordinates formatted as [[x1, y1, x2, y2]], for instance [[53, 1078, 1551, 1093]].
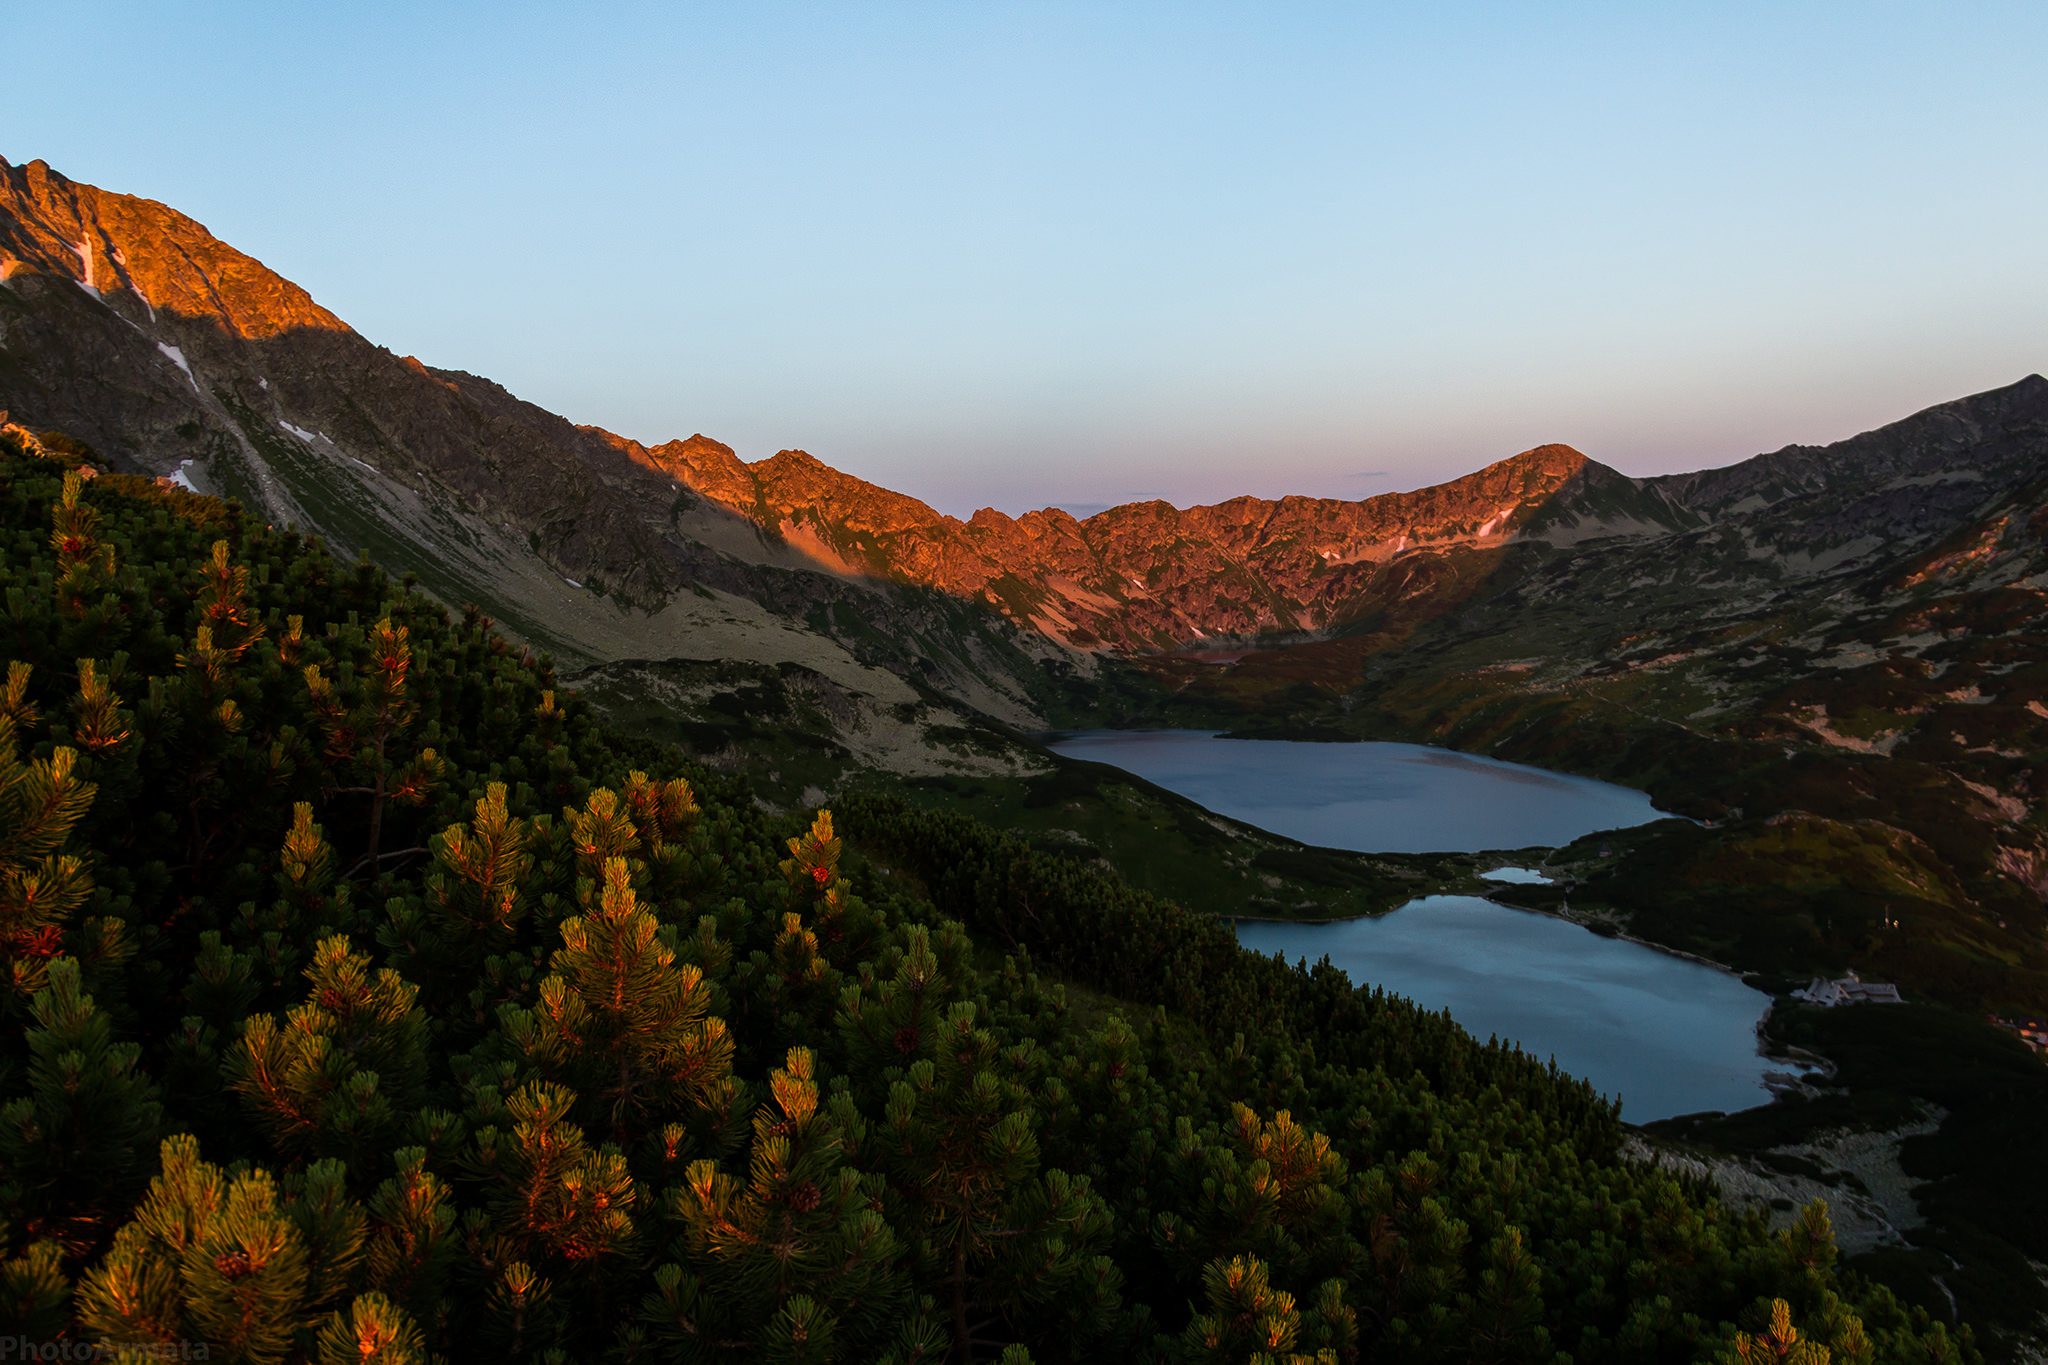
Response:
[[1047, 730, 1770, 1121], [1045, 730, 1663, 853], [1237, 901, 1775, 1122]]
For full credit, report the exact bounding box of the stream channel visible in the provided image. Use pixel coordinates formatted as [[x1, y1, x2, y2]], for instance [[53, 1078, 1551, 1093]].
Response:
[[1045, 730, 1778, 1122]]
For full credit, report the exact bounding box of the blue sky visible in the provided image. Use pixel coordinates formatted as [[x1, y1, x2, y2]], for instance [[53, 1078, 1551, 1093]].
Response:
[[7, 2, 2045, 517]]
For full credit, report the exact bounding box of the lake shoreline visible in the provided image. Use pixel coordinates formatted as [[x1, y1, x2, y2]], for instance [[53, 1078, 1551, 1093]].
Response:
[[1230, 891, 1752, 980], [1237, 896, 1782, 1122], [1479, 891, 1752, 977], [1046, 728, 1666, 855]]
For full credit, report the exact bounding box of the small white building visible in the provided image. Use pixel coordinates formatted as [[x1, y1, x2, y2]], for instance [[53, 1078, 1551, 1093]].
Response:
[[1792, 970, 1904, 1007]]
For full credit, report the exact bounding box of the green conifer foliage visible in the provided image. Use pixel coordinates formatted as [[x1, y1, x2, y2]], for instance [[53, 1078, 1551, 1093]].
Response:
[[176, 626, 250, 739], [567, 787, 640, 882], [266, 801, 352, 939], [225, 935, 428, 1162], [169, 1167, 310, 1362], [277, 613, 309, 669], [0, 660, 35, 732], [883, 1000, 1120, 1361], [1162, 1105, 1352, 1275], [361, 1150, 457, 1333], [71, 657, 132, 757], [288, 1159, 372, 1310], [76, 1135, 367, 1364], [50, 470, 116, 619], [1724, 1298, 1832, 1365], [0, 690, 94, 999], [479, 1258, 560, 1358], [0, 1224, 71, 1338], [191, 539, 266, 662], [777, 808, 884, 968], [313, 1291, 428, 1365], [157, 537, 288, 880], [1778, 1200, 1838, 1280], [1179, 1253, 1351, 1365], [430, 781, 532, 942], [782, 809, 842, 893], [515, 853, 736, 1142], [380, 781, 538, 1003], [183, 930, 263, 1033], [467, 1080, 638, 1267], [305, 617, 445, 874], [782, 809, 845, 919], [0, 957, 163, 1249], [760, 909, 837, 1030], [655, 1046, 909, 1359], [1455, 1227, 1550, 1364], [836, 922, 960, 1084], [1353, 1152, 1469, 1355], [622, 767, 702, 889]]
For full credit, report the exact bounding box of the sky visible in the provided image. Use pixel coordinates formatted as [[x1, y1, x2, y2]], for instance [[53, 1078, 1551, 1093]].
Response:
[[6, 2, 2046, 518]]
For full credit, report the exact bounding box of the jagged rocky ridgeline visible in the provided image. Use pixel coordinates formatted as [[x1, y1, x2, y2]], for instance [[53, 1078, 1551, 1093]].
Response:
[[5, 154, 2047, 711]]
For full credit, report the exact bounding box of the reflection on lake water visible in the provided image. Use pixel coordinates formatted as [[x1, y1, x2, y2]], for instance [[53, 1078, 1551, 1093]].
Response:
[[1238, 899, 1774, 1122], [1045, 730, 1663, 853]]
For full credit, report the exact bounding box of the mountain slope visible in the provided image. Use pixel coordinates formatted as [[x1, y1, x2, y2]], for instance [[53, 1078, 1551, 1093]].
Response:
[[0, 155, 1077, 745], [0, 163, 1716, 650]]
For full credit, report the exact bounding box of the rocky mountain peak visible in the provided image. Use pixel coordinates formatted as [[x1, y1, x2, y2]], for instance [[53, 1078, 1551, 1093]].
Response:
[[0, 156, 348, 341], [0, 158, 688, 609]]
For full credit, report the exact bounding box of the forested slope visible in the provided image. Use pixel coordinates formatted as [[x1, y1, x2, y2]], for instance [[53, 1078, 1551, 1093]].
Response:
[[0, 425, 1972, 1361]]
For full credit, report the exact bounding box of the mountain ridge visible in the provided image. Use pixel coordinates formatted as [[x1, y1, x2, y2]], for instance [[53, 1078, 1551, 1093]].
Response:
[[7, 154, 2046, 684]]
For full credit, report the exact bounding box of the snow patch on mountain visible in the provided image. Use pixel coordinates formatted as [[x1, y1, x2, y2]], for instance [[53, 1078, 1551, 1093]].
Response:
[[156, 343, 197, 391]]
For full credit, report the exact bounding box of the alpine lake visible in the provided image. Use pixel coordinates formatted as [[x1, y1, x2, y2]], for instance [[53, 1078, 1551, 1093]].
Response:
[[1045, 730, 1783, 1123]]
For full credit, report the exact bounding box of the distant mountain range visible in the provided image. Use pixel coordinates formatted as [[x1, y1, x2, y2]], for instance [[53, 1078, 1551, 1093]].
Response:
[[10, 154, 2044, 707]]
